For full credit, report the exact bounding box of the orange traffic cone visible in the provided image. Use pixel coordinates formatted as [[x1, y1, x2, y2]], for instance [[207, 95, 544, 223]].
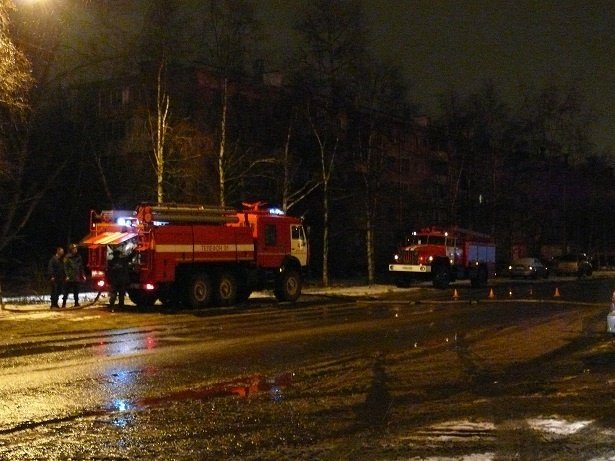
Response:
[[453, 288, 459, 299], [554, 287, 561, 297], [488, 288, 495, 299]]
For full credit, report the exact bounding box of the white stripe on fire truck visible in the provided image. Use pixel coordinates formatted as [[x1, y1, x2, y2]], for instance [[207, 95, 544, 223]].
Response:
[[155, 244, 255, 253]]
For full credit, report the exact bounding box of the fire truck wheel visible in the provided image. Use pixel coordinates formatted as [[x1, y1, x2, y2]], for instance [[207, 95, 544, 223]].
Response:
[[274, 269, 302, 302], [395, 275, 412, 288], [471, 267, 488, 288], [432, 265, 450, 289], [216, 271, 238, 306], [236, 283, 252, 303], [187, 272, 212, 308], [128, 290, 158, 308]]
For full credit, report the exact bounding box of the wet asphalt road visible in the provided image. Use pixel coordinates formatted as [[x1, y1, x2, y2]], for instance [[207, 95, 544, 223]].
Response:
[[0, 277, 614, 460]]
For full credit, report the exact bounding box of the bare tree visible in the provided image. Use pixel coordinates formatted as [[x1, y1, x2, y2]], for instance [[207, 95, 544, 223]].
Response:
[[200, 0, 261, 206], [294, 0, 366, 286], [517, 81, 595, 251], [0, 0, 66, 254], [0, 1, 32, 114], [433, 84, 508, 232], [217, 76, 229, 206], [147, 61, 170, 204], [518, 81, 594, 164], [352, 60, 409, 285], [433, 90, 472, 226], [280, 110, 320, 212], [167, 120, 217, 203]]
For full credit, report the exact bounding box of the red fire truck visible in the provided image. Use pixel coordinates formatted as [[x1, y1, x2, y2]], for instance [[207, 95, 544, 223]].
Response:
[[389, 226, 496, 289], [80, 202, 309, 307]]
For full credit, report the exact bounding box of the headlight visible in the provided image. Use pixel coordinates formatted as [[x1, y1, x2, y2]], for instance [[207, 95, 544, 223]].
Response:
[[394, 254, 399, 261]]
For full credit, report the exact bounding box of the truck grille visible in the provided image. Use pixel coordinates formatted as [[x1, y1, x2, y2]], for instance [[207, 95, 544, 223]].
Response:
[[398, 250, 418, 264]]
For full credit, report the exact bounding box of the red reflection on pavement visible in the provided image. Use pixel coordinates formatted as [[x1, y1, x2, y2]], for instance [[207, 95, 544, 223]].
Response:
[[137, 372, 293, 407]]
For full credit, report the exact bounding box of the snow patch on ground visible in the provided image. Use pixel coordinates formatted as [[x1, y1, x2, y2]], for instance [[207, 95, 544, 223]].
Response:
[[302, 283, 409, 297], [0, 292, 103, 317], [0, 311, 59, 320], [589, 454, 615, 461], [0, 285, 403, 317], [390, 453, 495, 461], [527, 416, 593, 437]]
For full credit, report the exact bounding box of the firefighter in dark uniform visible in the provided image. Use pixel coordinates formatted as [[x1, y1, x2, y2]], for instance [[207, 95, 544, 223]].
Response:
[[63, 243, 85, 307], [107, 249, 130, 308], [48, 246, 66, 308]]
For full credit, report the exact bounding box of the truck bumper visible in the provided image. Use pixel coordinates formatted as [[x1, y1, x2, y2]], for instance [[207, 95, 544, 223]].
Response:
[[389, 264, 431, 273]]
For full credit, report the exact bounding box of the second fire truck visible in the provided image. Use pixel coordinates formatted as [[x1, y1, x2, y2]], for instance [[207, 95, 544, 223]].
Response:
[[389, 226, 496, 289], [80, 202, 309, 308]]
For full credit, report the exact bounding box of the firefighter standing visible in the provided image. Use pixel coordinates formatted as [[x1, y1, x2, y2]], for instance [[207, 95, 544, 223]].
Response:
[[48, 246, 66, 309], [63, 243, 85, 307], [107, 249, 130, 308]]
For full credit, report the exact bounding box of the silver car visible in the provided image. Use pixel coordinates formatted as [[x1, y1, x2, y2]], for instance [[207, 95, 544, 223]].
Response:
[[608, 290, 615, 335], [554, 253, 593, 277], [508, 257, 549, 279]]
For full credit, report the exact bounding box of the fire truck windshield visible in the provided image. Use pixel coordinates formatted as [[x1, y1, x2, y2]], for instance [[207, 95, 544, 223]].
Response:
[[407, 235, 447, 246]]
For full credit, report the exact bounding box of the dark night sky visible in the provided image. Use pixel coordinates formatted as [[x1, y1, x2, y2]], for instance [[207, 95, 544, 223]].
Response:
[[260, 1, 615, 152]]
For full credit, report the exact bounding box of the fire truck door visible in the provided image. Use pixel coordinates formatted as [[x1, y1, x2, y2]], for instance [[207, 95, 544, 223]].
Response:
[[291, 224, 308, 266]]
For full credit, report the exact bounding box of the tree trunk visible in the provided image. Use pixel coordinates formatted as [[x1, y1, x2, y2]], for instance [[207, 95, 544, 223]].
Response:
[[218, 77, 228, 207], [322, 179, 329, 287], [366, 211, 375, 285], [150, 61, 169, 204]]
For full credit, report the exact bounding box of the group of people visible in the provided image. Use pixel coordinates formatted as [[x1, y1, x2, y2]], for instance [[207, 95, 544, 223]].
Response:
[[47, 243, 86, 308], [48, 244, 131, 310]]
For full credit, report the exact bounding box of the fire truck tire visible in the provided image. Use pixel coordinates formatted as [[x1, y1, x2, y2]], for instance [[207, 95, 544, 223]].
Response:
[[395, 275, 412, 288], [237, 288, 252, 303], [158, 292, 176, 307], [215, 271, 238, 306], [236, 280, 252, 304], [187, 272, 212, 308], [157, 284, 177, 307], [432, 265, 450, 289], [471, 267, 488, 288], [128, 290, 158, 307], [274, 269, 302, 302]]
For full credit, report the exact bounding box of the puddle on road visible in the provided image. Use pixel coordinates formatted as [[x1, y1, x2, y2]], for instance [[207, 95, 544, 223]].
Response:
[[133, 372, 293, 409], [94, 368, 293, 429]]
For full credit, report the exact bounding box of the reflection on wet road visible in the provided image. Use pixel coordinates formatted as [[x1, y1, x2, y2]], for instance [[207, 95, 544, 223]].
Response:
[[94, 329, 159, 357]]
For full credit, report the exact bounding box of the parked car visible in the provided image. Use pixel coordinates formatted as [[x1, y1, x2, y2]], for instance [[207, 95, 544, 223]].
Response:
[[553, 253, 593, 277], [607, 290, 615, 335], [508, 257, 549, 279]]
